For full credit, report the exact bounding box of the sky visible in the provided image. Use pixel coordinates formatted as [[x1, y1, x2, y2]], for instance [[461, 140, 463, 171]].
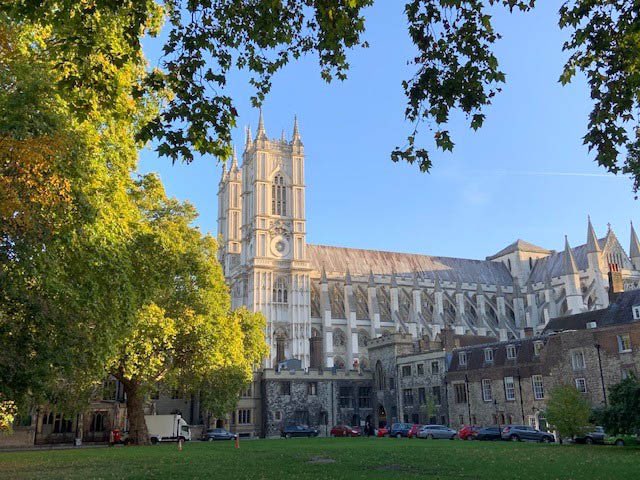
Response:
[[138, 2, 638, 261]]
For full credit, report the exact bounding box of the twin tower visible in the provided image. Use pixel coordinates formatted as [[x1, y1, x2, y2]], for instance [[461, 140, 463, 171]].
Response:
[[218, 112, 313, 368]]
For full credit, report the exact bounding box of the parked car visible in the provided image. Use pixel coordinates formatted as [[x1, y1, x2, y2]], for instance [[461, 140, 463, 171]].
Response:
[[407, 424, 423, 438], [330, 425, 360, 437], [417, 425, 457, 440], [201, 428, 237, 441], [605, 433, 639, 447], [389, 423, 413, 438], [458, 425, 479, 440], [574, 426, 605, 445], [501, 425, 554, 443], [281, 425, 319, 438], [376, 426, 389, 437], [475, 426, 502, 441]]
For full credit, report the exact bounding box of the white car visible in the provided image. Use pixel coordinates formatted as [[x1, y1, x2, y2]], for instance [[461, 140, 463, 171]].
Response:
[[417, 425, 457, 439]]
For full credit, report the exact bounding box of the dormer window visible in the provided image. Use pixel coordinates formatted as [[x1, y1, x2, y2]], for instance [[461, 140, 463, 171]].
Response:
[[506, 344, 517, 360], [633, 305, 640, 321], [459, 351, 467, 366], [272, 174, 287, 216], [484, 348, 494, 363], [534, 341, 544, 356]]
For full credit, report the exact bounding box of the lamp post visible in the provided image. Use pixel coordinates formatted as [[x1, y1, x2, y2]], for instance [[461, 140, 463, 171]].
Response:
[[594, 343, 607, 406]]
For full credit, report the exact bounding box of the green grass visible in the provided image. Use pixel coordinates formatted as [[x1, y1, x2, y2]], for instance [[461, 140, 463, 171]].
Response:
[[1, 438, 639, 479]]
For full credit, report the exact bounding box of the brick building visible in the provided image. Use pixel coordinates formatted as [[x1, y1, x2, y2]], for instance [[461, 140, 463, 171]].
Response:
[[446, 287, 640, 430]]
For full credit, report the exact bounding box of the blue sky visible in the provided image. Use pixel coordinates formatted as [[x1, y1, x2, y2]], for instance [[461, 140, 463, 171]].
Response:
[[138, 2, 638, 260]]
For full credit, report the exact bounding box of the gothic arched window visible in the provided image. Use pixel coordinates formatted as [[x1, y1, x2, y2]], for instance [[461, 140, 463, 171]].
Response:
[[375, 361, 385, 391], [273, 277, 288, 304], [272, 174, 287, 216]]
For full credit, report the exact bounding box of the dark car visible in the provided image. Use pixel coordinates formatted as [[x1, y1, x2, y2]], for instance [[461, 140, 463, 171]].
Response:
[[201, 428, 237, 441], [501, 425, 555, 443], [389, 423, 413, 438], [475, 426, 502, 441], [281, 425, 320, 438], [574, 426, 606, 445], [330, 425, 359, 437]]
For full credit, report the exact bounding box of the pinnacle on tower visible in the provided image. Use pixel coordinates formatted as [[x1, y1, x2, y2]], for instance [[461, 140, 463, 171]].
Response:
[[562, 236, 579, 275], [586, 215, 601, 253], [631, 221, 640, 259], [292, 115, 301, 143], [369, 269, 375, 287], [390, 270, 398, 288], [256, 108, 267, 140], [231, 146, 239, 170], [345, 267, 352, 285], [281, 129, 286, 142], [320, 265, 327, 284], [245, 125, 252, 150]]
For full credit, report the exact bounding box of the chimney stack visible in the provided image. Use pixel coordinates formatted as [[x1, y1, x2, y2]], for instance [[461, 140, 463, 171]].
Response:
[[524, 327, 534, 338], [608, 264, 624, 304]]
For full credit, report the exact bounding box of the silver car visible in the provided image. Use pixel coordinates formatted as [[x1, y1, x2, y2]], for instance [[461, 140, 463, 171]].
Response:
[[417, 424, 457, 439]]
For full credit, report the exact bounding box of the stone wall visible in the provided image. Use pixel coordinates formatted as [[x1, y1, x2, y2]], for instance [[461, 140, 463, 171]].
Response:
[[262, 369, 373, 437]]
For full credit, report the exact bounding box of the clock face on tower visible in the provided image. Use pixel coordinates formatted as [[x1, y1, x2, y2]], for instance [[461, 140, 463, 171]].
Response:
[[270, 236, 290, 258]]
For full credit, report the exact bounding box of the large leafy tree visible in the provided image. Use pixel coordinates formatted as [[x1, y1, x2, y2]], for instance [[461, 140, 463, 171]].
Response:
[[595, 376, 640, 435], [4, 1, 640, 193], [107, 175, 267, 445], [0, 11, 154, 416]]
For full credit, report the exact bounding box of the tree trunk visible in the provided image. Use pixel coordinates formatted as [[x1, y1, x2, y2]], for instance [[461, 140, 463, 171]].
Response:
[[123, 380, 149, 445]]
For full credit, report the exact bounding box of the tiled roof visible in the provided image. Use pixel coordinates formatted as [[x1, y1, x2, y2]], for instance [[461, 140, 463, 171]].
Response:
[[487, 239, 552, 260], [528, 239, 606, 283], [543, 289, 640, 333], [307, 244, 515, 286], [448, 337, 544, 372]]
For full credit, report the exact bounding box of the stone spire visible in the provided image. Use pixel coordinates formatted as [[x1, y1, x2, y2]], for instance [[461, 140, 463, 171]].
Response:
[[562, 236, 579, 275], [433, 273, 442, 292], [230, 146, 239, 170], [629, 221, 640, 271], [320, 265, 327, 284], [412, 271, 420, 290], [368, 270, 375, 288], [281, 129, 286, 142], [345, 267, 352, 285], [292, 115, 301, 144], [256, 108, 266, 140], [245, 125, 252, 150], [586, 216, 601, 253], [630, 221, 640, 261]]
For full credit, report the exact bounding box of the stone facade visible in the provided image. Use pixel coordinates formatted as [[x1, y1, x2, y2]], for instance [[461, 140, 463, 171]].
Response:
[[216, 114, 640, 436], [262, 369, 373, 437]]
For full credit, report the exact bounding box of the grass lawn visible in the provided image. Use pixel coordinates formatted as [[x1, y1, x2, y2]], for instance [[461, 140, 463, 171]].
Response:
[[1, 437, 639, 479]]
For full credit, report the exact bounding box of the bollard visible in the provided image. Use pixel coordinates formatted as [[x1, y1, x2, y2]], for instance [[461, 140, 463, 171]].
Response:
[[178, 438, 184, 451], [234, 435, 239, 449]]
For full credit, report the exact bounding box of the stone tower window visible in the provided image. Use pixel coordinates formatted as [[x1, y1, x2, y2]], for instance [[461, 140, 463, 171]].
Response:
[[272, 174, 287, 216], [273, 277, 288, 304]]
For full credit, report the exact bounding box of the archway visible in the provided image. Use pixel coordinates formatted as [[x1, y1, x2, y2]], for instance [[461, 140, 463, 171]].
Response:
[[215, 418, 224, 428]]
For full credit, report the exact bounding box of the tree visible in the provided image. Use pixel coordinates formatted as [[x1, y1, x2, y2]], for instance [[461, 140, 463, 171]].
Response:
[[0, 11, 155, 416], [5, 1, 640, 193], [594, 376, 640, 435], [545, 384, 592, 440], [107, 175, 267, 444]]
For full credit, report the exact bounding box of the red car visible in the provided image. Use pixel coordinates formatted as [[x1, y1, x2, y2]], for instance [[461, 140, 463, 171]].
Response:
[[458, 425, 480, 440], [407, 424, 423, 438], [330, 425, 360, 437], [376, 426, 389, 437]]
